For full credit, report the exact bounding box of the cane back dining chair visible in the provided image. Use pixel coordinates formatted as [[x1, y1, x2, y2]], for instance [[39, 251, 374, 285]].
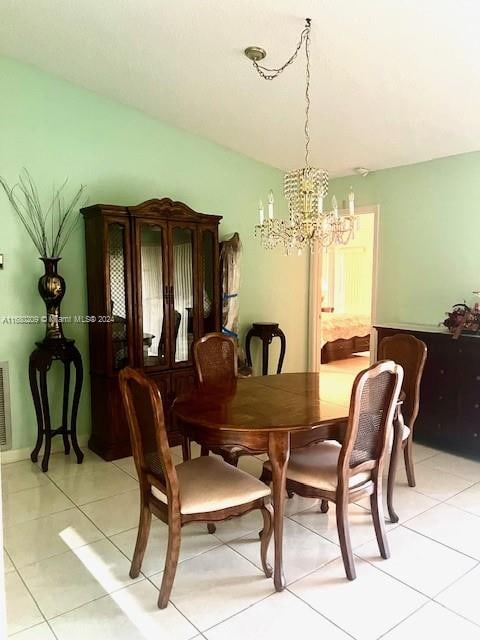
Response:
[[119, 366, 273, 608], [378, 333, 427, 486], [192, 332, 245, 465], [261, 360, 403, 580]]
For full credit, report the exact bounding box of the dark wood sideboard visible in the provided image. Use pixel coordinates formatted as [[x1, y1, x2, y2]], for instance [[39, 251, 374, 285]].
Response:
[[376, 325, 480, 459]]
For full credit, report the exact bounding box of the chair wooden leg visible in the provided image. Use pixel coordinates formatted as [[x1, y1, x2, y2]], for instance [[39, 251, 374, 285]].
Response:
[[200, 445, 209, 457], [223, 451, 239, 467], [260, 503, 274, 578], [370, 482, 390, 560], [207, 523, 216, 534], [336, 497, 356, 580], [129, 502, 152, 579], [259, 468, 271, 485], [320, 499, 329, 513], [404, 437, 416, 487], [158, 521, 181, 609], [387, 413, 403, 524], [181, 436, 191, 461]]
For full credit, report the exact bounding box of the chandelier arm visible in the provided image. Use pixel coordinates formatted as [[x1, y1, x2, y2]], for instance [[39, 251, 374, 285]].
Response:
[[251, 20, 310, 81]]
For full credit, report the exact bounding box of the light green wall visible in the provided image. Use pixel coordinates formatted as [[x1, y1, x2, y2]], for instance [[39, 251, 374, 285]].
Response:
[[331, 152, 480, 326], [0, 56, 308, 451]]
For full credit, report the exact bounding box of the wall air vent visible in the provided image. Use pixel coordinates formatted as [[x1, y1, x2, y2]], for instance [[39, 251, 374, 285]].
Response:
[[0, 361, 12, 451]]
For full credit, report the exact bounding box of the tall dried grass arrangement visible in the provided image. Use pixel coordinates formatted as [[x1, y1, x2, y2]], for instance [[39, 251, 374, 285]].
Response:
[[0, 169, 87, 257]]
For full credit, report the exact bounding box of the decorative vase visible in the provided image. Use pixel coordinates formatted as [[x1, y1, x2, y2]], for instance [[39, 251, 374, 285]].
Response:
[[38, 257, 66, 342]]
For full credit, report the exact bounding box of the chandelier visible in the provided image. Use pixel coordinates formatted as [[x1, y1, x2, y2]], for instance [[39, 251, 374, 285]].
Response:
[[245, 19, 357, 254]]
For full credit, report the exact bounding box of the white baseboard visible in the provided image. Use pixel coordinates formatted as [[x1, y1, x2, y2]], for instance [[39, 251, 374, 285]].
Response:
[[0, 434, 90, 465]]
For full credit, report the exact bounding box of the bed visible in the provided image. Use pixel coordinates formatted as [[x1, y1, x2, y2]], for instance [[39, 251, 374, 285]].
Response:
[[320, 313, 371, 363]]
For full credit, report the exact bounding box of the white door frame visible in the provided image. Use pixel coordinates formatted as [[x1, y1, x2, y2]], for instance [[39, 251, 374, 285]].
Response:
[[308, 204, 380, 372]]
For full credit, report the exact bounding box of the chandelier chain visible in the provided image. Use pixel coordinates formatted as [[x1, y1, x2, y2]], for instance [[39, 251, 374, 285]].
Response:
[[250, 20, 310, 81], [304, 24, 311, 167], [250, 19, 312, 167]]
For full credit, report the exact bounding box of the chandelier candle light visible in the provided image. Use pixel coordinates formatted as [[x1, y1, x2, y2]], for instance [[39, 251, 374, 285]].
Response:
[[245, 19, 357, 254]]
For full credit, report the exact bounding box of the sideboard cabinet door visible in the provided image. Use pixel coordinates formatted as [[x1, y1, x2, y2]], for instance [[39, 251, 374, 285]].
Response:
[[375, 326, 480, 459]]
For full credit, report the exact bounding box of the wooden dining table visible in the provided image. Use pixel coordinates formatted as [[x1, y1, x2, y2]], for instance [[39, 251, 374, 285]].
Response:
[[173, 372, 351, 590], [173, 371, 404, 591]]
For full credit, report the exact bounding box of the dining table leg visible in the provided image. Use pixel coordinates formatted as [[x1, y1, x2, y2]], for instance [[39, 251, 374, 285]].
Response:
[[387, 407, 404, 523], [268, 431, 290, 591]]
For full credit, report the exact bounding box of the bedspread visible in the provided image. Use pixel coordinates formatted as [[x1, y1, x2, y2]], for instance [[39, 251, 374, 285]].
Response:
[[321, 313, 371, 348]]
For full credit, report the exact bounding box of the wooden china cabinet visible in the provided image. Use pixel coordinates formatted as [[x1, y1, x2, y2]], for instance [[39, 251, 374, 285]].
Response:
[[81, 198, 222, 460]]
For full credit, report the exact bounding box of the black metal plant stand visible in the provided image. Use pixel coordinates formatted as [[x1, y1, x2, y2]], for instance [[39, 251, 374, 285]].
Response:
[[29, 338, 84, 472]]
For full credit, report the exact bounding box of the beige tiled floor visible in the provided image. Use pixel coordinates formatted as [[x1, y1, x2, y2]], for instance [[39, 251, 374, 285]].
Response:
[[1, 356, 478, 638], [3, 439, 480, 638]]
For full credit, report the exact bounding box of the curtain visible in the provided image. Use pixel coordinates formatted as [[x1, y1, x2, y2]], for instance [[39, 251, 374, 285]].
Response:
[[141, 245, 164, 356], [173, 242, 193, 362]]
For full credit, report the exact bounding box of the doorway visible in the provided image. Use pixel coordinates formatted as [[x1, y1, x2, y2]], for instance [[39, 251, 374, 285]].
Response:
[[308, 206, 379, 404]]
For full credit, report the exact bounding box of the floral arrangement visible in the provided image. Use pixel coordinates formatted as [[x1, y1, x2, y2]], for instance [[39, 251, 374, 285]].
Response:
[[443, 302, 480, 338], [0, 169, 86, 257]]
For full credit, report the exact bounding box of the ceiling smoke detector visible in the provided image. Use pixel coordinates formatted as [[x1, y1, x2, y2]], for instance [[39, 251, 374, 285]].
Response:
[[355, 167, 370, 177]]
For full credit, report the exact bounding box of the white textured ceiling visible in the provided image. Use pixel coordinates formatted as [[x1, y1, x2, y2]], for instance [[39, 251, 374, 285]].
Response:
[[1, 0, 480, 175]]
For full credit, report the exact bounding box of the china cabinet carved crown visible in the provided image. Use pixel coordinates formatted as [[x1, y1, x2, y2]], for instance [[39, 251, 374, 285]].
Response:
[[82, 198, 222, 460]]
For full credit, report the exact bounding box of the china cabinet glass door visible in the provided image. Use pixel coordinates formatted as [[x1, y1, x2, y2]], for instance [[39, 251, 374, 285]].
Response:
[[138, 222, 170, 368], [107, 221, 130, 371], [169, 223, 196, 366]]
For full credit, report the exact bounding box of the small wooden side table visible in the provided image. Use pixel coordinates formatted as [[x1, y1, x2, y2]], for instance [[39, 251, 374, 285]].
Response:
[[245, 322, 286, 375], [29, 338, 84, 472]]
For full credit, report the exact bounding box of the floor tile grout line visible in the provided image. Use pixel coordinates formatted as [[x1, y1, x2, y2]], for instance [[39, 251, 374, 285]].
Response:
[[374, 599, 434, 640], [46, 467, 139, 510], [415, 456, 480, 484], [199, 588, 279, 636], [401, 519, 480, 562], [351, 545, 476, 602], [430, 597, 480, 630], [74, 485, 140, 510], [358, 520, 480, 564], [2, 478, 54, 498], [165, 598, 204, 638], [42, 575, 149, 624], [144, 559, 279, 636], [288, 555, 432, 640], [285, 554, 344, 589], [286, 587, 358, 640], [5, 552, 50, 636], [2, 504, 78, 533], [110, 528, 225, 581], [431, 560, 480, 600], [45, 619, 61, 640]]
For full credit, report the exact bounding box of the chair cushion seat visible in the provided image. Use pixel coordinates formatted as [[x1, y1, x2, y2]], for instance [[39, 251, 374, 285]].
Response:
[[152, 455, 271, 515], [263, 441, 371, 492]]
